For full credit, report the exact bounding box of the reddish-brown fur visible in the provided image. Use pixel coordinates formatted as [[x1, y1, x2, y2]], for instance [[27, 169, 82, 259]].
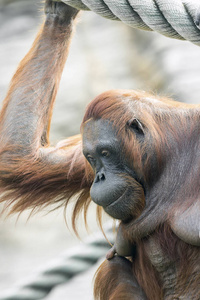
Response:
[[85, 91, 200, 299], [0, 1, 199, 299]]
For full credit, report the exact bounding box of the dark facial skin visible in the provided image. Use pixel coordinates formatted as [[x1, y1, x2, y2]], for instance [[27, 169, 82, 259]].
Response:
[[82, 119, 143, 222]]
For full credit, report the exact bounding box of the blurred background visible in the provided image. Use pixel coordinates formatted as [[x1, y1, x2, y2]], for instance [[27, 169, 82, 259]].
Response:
[[0, 0, 200, 299]]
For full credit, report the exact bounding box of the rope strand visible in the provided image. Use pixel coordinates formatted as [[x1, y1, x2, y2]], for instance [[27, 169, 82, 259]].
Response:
[[60, 0, 200, 45], [0, 226, 114, 300]]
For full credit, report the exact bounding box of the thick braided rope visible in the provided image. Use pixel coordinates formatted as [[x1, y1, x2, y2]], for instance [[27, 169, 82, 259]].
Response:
[[0, 227, 114, 300], [59, 0, 200, 46]]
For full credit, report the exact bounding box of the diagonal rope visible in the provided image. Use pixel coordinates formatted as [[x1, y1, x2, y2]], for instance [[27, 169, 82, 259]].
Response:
[[59, 0, 200, 46], [0, 226, 114, 300]]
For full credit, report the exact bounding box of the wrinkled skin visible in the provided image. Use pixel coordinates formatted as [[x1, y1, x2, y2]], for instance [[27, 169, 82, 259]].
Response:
[[82, 119, 145, 222]]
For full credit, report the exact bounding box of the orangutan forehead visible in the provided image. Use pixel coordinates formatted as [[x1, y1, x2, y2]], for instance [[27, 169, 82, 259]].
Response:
[[82, 119, 119, 154], [82, 119, 117, 140], [81, 91, 183, 137]]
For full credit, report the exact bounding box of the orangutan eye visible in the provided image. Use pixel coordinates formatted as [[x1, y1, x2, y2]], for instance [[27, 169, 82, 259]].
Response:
[[101, 150, 110, 157], [127, 118, 144, 135], [86, 154, 95, 164]]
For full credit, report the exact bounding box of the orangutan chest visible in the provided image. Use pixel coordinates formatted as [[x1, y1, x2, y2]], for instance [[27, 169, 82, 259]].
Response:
[[144, 236, 199, 300]]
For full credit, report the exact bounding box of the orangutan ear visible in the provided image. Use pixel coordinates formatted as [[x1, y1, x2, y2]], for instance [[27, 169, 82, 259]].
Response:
[[169, 201, 200, 246], [127, 118, 145, 136]]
